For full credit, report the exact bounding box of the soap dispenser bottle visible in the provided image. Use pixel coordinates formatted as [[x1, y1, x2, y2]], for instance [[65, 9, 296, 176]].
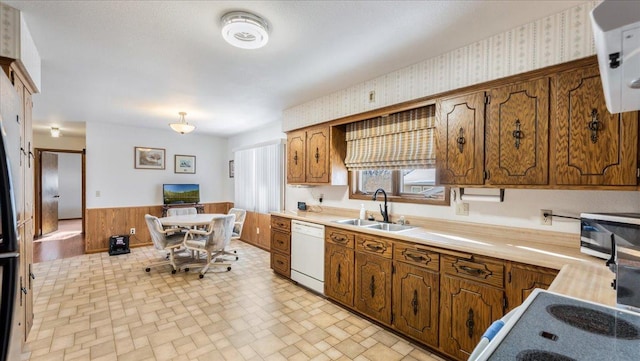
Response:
[[359, 204, 366, 220]]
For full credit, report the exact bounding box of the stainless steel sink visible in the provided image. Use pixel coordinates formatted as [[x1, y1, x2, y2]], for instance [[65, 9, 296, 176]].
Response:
[[333, 219, 415, 232], [333, 218, 379, 226], [363, 223, 415, 232]]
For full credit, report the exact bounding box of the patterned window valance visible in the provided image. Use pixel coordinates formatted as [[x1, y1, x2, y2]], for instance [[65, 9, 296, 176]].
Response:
[[344, 106, 436, 170]]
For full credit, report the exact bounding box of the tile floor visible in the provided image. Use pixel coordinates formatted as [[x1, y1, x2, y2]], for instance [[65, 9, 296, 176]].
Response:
[[22, 240, 447, 361]]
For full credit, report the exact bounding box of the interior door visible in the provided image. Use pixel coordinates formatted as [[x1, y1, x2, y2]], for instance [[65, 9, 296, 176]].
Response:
[[41, 152, 59, 235]]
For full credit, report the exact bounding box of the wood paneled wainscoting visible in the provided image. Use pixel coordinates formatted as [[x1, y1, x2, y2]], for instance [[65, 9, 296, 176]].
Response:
[[84, 202, 233, 253]]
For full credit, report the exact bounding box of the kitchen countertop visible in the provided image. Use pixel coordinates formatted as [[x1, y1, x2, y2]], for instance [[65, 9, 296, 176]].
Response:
[[272, 210, 617, 306]]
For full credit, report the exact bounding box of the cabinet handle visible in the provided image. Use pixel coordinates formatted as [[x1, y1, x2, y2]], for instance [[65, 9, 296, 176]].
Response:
[[369, 275, 375, 298], [365, 243, 384, 252], [466, 308, 475, 338], [411, 290, 419, 316], [293, 151, 299, 165], [331, 235, 347, 243], [588, 109, 602, 143], [405, 252, 426, 262], [456, 127, 466, 153], [512, 119, 523, 149], [337, 264, 341, 283], [277, 260, 284, 265], [459, 265, 485, 276], [314, 147, 320, 163]]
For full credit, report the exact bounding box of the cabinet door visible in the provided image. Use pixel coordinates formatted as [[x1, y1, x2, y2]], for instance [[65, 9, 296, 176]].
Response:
[[325, 243, 355, 307], [355, 252, 392, 325], [486, 78, 549, 185], [23, 220, 34, 338], [437, 92, 486, 185], [305, 127, 330, 183], [392, 262, 439, 347], [440, 275, 504, 360], [287, 130, 305, 183], [505, 263, 557, 312], [555, 64, 638, 186]]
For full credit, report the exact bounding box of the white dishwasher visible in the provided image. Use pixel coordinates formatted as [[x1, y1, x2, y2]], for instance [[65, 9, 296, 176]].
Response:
[[290, 220, 325, 294]]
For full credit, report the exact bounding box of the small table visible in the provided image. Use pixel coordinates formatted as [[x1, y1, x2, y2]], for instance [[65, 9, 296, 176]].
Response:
[[159, 213, 226, 227]]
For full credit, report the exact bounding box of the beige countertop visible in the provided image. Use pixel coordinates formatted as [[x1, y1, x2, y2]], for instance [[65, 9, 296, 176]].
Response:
[[272, 209, 617, 306]]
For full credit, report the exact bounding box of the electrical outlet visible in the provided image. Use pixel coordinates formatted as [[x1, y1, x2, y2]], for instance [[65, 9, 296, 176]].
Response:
[[130, 228, 136, 235], [256, 227, 260, 235], [540, 209, 552, 226], [455, 202, 469, 216]]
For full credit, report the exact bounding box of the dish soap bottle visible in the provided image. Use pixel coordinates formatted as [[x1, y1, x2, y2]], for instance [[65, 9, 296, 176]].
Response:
[[359, 204, 366, 220]]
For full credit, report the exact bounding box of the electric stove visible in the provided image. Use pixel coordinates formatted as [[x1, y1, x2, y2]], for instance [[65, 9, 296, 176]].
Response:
[[475, 289, 640, 360]]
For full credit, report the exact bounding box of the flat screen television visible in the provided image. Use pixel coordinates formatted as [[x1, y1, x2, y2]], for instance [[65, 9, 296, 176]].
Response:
[[163, 184, 200, 204]]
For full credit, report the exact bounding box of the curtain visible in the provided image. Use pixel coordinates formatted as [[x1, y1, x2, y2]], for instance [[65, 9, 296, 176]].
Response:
[[234, 142, 284, 213], [344, 105, 436, 170]]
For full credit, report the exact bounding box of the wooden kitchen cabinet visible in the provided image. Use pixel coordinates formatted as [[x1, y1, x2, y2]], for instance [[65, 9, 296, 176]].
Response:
[[286, 125, 347, 185], [486, 77, 550, 185], [436, 91, 486, 185], [270, 216, 291, 278], [440, 275, 504, 360], [325, 242, 355, 307], [505, 262, 558, 313], [392, 259, 440, 347], [354, 234, 393, 325], [554, 63, 639, 186]]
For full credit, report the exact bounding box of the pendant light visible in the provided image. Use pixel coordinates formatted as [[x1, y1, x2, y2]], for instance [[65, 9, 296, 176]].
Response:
[[169, 112, 195, 134]]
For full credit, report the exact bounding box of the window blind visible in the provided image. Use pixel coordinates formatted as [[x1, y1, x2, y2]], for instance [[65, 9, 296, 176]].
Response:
[[234, 142, 284, 213], [344, 105, 436, 170]]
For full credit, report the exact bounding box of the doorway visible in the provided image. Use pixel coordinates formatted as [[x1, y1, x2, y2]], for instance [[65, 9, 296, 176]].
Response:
[[34, 148, 86, 239]]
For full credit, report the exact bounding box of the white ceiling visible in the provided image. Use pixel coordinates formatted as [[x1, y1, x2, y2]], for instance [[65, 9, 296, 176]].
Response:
[[7, 1, 586, 138]]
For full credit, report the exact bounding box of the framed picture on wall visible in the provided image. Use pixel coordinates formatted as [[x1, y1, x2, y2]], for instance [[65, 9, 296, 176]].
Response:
[[229, 160, 234, 178], [134, 147, 165, 169], [175, 154, 196, 174]]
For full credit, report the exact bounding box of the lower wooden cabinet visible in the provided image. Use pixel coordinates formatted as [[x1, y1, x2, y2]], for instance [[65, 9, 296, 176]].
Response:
[[270, 216, 291, 278], [355, 251, 392, 325], [325, 243, 355, 307], [439, 275, 504, 360], [392, 261, 439, 347], [505, 262, 558, 312]]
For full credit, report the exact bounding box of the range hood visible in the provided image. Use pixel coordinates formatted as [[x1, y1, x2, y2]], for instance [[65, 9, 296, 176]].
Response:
[[590, 0, 640, 113]]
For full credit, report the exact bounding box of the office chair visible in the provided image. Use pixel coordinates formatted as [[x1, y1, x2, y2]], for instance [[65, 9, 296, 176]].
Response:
[[166, 207, 198, 216], [144, 214, 188, 274], [222, 208, 246, 260], [182, 214, 235, 279]]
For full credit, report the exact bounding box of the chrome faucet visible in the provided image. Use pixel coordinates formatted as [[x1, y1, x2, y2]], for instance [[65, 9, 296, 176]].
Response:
[[372, 188, 389, 223]]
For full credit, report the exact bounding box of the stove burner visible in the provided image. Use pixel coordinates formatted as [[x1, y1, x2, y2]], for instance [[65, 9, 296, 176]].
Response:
[[516, 350, 576, 361], [547, 304, 640, 339]]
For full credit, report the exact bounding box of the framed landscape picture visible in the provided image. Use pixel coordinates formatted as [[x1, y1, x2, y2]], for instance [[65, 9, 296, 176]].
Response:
[[134, 147, 165, 169], [175, 154, 196, 174]]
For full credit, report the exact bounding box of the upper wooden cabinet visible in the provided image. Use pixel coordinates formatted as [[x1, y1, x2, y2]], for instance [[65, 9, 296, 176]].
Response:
[[436, 92, 486, 185], [286, 126, 347, 185], [554, 64, 639, 186], [486, 78, 550, 185]]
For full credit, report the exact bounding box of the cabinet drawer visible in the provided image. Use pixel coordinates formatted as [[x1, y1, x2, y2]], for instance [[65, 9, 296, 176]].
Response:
[[271, 216, 291, 231], [442, 255, 504, 288], [394, 242, 439, 272], [271, 230, 290, 254], [325, 227, 355, 248], [271, 251, 290, 278], [356, 235, 393, 259]]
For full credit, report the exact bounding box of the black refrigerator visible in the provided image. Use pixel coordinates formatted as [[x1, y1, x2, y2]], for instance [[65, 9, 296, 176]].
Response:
[[0, 88, 20, 360]]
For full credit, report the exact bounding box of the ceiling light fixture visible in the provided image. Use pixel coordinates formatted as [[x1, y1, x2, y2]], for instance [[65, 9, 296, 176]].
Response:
[[221, 11, 269, 49], [169, 112, 195, 134], [50, 127, 60, 137]]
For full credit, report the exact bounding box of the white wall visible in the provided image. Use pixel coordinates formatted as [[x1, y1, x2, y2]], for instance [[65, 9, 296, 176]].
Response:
[[286, 185, 640, 234], [57, 152, 81, 219], [33, 133, 85, 150], [86, 122, 232, 208]]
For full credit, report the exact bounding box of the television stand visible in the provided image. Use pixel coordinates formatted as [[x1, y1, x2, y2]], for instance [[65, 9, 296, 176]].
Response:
[[162, 203, 205, 217]]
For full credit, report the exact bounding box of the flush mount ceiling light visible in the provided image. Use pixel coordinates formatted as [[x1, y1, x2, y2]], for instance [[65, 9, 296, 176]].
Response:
[[50, 127, 60, 137], [169, 112, 195, 134], [221, 11, 269, 49]]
